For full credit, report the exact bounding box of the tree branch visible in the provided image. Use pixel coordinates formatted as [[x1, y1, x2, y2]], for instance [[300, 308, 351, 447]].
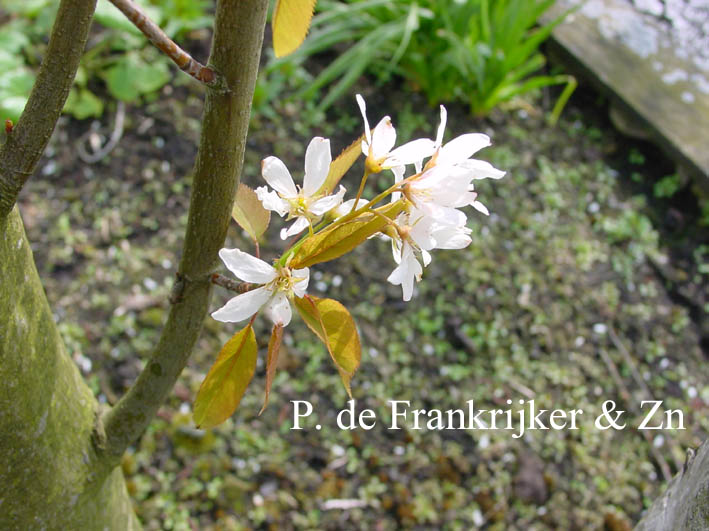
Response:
[[211, 273, 253, 293], [101, 0, 269, 465], [108, 0, 222, 87], [0, 0, 97, 219]]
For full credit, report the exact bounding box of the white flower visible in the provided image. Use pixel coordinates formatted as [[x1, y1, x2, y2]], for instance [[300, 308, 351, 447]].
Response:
[[257, 137, 346, 240], [211, 248, 309, 326], [387, 202, 472, 301], [356, 94, 435, 173], [386, 207, 471, 301], [407, 165, 478, 221], [430, 106, 505, 180], [387, 242, 423, 302], [403, 105, 505, 218]]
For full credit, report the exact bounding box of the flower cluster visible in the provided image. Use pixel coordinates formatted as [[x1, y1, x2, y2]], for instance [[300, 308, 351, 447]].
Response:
[[211, 95, 505, 326], [386, 104, 505, 300]]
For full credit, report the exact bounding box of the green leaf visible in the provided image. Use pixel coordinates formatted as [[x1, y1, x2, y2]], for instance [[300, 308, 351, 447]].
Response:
[[232, 184, 270, 241], [272, 0, 317, 57], [259, 324, 284, 414], [290, 201, 404, 269], [1, 0, 51, 17], [294, 295, 360, 396], [193, 324, 258, 429], [0, 96, 28, 123], [104, 54, 171, 102], [64, 88, 105, 120], [0, 20, 31, 55], [0, 66, 35, 122]]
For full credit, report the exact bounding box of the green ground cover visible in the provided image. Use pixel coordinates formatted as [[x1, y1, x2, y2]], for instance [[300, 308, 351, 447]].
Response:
[[16, 76, 708, 529]]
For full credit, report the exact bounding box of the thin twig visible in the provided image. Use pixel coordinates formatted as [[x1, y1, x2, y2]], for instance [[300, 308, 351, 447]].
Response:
[[0, 0, 97, 218], [77, 101, 125, 163], [210, 273, 252, 293], [108, 0, 220, 87], [607, 325, 653, 399], [598, 348, 673, 483], [607, 325, 684, 471], [101, 0, 269, 466]]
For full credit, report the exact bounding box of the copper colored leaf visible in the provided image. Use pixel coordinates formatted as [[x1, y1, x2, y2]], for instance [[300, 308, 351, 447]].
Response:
[[290, 201, 404, 269], [294, 295, 360, 396], [272, 0, 317, 58], [232, 183, 270, 241], [193, 324, 258, 429], [318, 134, 364, 195], [259, 324, 284, 415]]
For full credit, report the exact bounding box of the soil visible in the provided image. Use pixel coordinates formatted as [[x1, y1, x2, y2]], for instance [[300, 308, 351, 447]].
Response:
[[17, 48, 709, 530]]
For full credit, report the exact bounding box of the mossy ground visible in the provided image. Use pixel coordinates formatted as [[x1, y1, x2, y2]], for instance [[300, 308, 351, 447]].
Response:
[[19, 74, 708, 529]]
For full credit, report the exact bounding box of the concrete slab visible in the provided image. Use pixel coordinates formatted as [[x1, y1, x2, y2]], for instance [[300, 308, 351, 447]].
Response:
[[543, 0, 709, 187]]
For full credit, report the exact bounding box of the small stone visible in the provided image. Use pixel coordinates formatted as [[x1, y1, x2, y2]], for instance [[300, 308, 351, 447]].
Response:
[[593, 323, 607, 335]]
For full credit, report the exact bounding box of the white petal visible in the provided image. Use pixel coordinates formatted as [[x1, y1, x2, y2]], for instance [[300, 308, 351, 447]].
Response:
[[421, 203, 467, 227], [335, 198, 358, 218], [458, 159, 506, 179], [356, 94, 371, 146], [361, 139, 369, 157], [370, 117, 396, 160], [421, 249, 432, 267], [303, 137, 332, 196], [390, 165, 405, 202], [472, 200, 490, 216], [387, 262, 405, 289], [256, 186, 289, 217], [433, 225, 472, 249], [431, 176, 476, 207], [435, 105, 447, 148], [450, 190, 479, 209], [218, 248, 277, 283], [384, 138, 436, 168], [409, 213, 436, 251], [280, 216, 310, 240], [264, 292, 292, 326], [292, 267, 310, 297], [437, 133, 491, 166], [310, 186, 346, 215], [387, 245, 421, 302], [262, 156, 297, 197], [211, 286, 271, 323]]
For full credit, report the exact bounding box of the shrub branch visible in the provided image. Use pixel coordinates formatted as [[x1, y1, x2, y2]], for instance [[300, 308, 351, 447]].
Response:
[[0, 0, 97, 219], [101, 0, 269, 465], [108, 0, 222, 87]]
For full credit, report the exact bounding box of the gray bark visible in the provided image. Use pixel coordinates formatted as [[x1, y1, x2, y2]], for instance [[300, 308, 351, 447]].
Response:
[[636, 440, 709, 530]]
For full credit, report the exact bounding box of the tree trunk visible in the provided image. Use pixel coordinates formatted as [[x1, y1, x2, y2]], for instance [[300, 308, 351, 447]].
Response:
[[0, 207, 139, 529], [635, 439, 709, 530], [0, 0, 267, 524]]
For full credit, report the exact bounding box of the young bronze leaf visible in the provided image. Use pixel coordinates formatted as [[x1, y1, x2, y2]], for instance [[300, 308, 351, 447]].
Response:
[[294, 295, 361, 396], [318, 134, 365, 195], [193, 324, 258, 429], [232, 183, 270, 241], [290, 201, 404, 269], [272, 0, 317, 58], [259, 323, 284, 415]]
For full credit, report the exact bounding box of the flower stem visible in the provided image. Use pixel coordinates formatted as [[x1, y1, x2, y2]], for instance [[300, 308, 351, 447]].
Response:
[[350, 170, 370, 213]]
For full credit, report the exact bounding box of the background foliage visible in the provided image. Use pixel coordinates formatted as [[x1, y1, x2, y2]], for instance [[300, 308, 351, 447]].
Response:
[[265, 0, 576, 120], [0, 0, 211, 120]]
